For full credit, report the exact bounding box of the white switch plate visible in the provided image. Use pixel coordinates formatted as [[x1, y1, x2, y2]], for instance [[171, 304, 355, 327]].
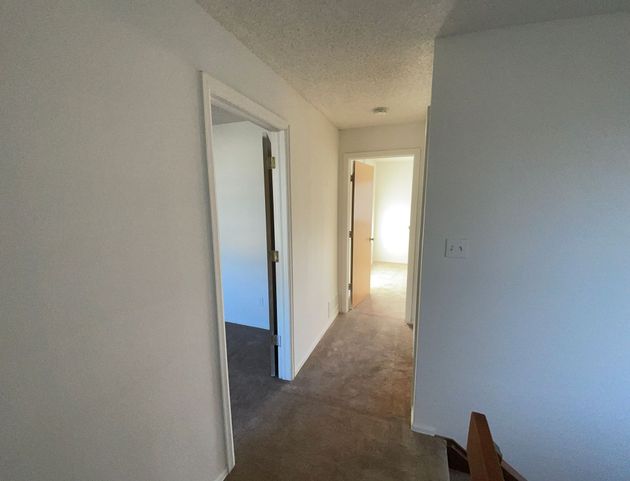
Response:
[[445, 238, 468, 258]]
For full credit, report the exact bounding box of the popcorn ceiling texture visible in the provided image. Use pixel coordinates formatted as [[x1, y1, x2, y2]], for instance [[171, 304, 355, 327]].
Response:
[[197, 0, 630, 128]]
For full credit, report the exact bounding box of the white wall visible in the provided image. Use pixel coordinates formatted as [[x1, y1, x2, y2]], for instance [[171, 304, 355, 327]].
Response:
[[338, 122, 425, 305], [213, 122, 269, 330], [340, 121, 426, 154], [414, 14, 630, 481], [372, 159, 414, 264], [0, 1, 338, 480]]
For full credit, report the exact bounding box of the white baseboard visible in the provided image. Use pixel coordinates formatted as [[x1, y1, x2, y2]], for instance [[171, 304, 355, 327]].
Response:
[[412, 422, 437, 436], [212, 468, 228, 481], [293, 310, 338, 376]]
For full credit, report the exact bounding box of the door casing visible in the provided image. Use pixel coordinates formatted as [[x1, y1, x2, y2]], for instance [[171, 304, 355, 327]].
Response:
[[341, 149, 424, 325], [201, 72, 295, 473]]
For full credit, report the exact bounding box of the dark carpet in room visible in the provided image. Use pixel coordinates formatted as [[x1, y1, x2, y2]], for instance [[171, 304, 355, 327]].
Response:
[[225, 308, 448, 481]]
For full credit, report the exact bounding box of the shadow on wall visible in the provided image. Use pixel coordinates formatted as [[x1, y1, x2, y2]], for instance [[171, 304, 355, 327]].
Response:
[[416, 12, 630, 481]]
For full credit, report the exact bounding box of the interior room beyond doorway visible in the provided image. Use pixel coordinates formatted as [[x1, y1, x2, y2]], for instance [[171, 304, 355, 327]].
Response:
[[350, 156, 415, 322]]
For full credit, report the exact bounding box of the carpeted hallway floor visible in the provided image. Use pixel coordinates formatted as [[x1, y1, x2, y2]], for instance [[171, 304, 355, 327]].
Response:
[[225, 263, 449, 481]]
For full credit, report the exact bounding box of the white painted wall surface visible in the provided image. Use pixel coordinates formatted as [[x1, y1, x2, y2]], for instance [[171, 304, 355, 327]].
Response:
[[372, 159, 414, 264], [212, 122, 269, 330], [414, 14, 630, 481], [0, 1, 337, 480], [340, 122, 425, 154]]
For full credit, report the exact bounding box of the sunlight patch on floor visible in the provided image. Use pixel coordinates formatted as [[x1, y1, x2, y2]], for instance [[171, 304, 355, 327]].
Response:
[[355, 262, 407, 320]]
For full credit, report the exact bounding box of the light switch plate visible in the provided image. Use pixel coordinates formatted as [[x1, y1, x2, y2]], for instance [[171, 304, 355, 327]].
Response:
[[445, 238, 468, 258]]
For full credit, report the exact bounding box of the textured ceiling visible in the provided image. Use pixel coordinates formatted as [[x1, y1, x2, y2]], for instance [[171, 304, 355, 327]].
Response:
[[198, 0, 629, 128]]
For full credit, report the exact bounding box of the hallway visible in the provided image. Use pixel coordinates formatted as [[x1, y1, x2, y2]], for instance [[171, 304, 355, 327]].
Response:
[[226, 264, 447, 480]]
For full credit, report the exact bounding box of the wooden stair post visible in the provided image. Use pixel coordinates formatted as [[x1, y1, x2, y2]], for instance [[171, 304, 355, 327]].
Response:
[[466, 412, 505, 481], [439, 412, 527, 481]]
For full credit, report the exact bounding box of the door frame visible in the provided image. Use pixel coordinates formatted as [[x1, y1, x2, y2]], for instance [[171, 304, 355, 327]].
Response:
[[200, 72, 295, 472], [341, 148, 423, 325], [410, 107, 431, 434]]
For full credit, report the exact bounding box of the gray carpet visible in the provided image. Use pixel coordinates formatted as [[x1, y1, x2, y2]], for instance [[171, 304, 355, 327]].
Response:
[[225, 306, 449, 481]]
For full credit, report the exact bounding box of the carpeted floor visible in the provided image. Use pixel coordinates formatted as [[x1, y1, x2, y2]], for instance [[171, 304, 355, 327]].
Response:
[[225, 263, 449, 481], [354, 262, 409, 320]]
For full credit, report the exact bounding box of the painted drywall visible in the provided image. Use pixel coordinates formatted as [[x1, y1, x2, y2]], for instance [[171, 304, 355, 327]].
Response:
[[212, 122, 269, 330], [338, 122, 425, 307], [340, 121, 425, 154], [0, 0, 338, 480], [372, 159, 414, 264], [414, 14, 630, 481]]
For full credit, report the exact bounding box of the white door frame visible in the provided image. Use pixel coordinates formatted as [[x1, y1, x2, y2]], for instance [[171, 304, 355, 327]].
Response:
[[340, 148, 424, 325], [410, 107, 431, 434], [200, 72, 295, 472]]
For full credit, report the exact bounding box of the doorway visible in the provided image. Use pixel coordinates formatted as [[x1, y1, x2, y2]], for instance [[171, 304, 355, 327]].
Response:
[[350, 156, 415, 319], [344, 150, 424, 325], [201, 73, 294, 472], [211, 110, 278, 371]]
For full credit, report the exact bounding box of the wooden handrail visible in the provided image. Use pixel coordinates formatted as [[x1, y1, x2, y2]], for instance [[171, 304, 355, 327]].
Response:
[[467, 412, 505, 481], [438, 412, 527, 481]]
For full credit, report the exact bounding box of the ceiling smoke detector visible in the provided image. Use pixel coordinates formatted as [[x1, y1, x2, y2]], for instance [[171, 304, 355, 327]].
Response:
[[372, 106, 388, 115]]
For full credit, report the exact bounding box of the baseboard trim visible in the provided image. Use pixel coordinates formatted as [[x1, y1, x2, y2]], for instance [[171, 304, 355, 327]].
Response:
[[294, 311, 338, 376], [412, 422, 437, 436], [212, 468, 229, 481], [224, 319, 268, 330]]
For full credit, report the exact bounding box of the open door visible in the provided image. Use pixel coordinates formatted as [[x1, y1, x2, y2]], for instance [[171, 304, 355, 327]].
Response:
[[262, 134, 279, 376], [350, 161, 375, 307]]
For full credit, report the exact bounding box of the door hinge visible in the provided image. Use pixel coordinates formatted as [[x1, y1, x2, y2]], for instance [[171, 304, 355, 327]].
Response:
[[271, 334, 281, 346], [266, 156, 276, 170], [271, 250, 279, 262], [348, 283, 352, 291], [348, 230, 353, 239], [350, 173, 354, 182]]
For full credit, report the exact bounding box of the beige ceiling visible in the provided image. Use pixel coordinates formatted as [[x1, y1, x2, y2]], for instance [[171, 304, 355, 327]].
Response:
[[198, 0, 629, 129]]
